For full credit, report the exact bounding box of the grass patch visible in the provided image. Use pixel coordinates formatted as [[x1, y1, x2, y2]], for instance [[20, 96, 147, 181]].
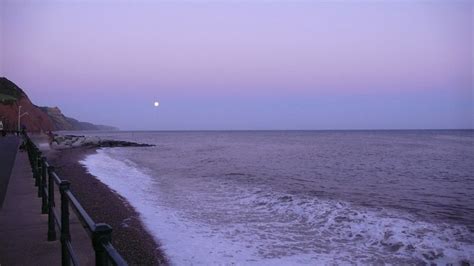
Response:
[[0, 93, 17, 103]]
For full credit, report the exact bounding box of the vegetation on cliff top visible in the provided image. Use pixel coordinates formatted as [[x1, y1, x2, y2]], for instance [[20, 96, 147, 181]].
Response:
[[0, 78, 25, 103]]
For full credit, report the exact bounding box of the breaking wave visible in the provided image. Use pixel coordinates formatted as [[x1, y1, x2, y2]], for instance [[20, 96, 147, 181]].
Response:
[[80, 148, 474, 265]]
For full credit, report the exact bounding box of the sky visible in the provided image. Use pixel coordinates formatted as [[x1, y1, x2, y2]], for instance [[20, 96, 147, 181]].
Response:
[[0, 0, 473, 130]]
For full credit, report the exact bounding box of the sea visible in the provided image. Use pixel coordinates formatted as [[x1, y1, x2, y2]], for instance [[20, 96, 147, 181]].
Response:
[[68, 130, 473, 265]]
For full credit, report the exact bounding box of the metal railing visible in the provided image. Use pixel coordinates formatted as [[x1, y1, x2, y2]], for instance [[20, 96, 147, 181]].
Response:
[[23, 132, 127, 266]]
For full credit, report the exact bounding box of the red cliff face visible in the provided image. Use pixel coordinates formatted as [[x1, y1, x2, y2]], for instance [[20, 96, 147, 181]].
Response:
[[1, 77, 117, 132], [1, 77, 54, 132], [0, 94, 55, 132]]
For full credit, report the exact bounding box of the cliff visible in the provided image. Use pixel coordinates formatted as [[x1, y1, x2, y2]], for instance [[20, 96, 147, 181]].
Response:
[[40, 107, 116, 131], [0, 77, 117, 132]]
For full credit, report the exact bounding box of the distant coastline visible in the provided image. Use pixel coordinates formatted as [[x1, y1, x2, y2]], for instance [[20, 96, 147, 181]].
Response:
[[0, 77, 117, 132]]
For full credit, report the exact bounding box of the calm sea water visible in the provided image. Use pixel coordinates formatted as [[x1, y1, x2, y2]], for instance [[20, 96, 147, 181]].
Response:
[[71, 130, 473, 265]]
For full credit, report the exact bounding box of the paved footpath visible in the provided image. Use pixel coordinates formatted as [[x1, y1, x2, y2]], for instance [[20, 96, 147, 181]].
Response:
[[0, 136, 19, 208], [0, 136, 94, 265]]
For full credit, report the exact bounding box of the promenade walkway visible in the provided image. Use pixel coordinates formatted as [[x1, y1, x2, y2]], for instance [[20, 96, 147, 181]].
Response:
[[0, 136, 94, 265], [0, 136, 19, 208]]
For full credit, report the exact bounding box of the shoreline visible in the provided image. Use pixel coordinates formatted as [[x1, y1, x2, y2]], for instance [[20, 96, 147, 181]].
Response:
[[47, 146, 168, 265]]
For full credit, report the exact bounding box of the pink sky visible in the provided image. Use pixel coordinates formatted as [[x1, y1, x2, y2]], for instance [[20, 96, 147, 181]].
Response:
[[0, 0, 472, 130]]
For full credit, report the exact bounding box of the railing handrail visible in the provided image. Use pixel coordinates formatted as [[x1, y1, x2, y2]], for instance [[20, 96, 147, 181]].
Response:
[[22, 132, 128, 266], [66, 190, 96, 233]]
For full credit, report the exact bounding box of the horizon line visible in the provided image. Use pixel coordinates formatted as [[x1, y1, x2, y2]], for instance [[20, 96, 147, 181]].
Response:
[[57, 128, 474, 132]]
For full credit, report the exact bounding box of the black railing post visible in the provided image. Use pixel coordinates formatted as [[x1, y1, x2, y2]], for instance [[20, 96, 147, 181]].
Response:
[[47, 166, 57, 241], [41, 157, 48, 214], [26, 139, 33, 168], [37, 152, 43, 197], [92, 223, 113, 266], [60, 181, 71, 266], [30, 145, 37, 180], [25, 139, 30, 163], [30, 143, 36, 170], [34, 149, 41, 187], [31, 142, 36, 165]]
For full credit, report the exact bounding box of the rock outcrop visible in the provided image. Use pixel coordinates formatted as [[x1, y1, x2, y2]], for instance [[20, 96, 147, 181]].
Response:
[[53, 134, 154, 149], [0, 77, 117, 132]]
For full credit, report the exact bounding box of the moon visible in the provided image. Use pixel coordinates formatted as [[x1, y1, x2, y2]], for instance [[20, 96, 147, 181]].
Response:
[[154, 101, 160, 107]]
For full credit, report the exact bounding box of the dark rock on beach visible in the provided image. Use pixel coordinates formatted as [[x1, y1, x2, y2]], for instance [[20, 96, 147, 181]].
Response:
[[53, 134, 155, 149], [92, 140, 154, 148]]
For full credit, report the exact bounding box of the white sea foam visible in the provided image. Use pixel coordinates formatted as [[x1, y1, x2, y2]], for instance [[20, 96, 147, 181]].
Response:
[[81, 149, 474, 265], [80, 149, 263, 265]]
